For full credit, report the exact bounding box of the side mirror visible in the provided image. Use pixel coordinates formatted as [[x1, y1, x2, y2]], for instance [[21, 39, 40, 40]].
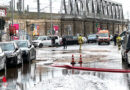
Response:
[[28, 45, 31, 48], [15, 48, 18, 51]]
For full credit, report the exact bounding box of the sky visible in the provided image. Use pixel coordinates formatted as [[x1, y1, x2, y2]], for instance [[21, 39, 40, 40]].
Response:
[[0, 0, 130, 19]]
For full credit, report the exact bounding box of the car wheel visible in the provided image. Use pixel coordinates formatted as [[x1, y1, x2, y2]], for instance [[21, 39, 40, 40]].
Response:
[[33, 51, 36, 60], [126, 56, 130, 66], [39, 43, 43, 48], [108, 42, 110, 45], [98, 42, 101, 45], [55, 43, 59, 46], [27, 53, 31, 62], [122, 55, 125, 62], [4, 62, 6, 71]]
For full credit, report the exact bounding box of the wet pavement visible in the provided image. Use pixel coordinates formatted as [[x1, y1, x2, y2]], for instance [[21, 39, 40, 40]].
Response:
[[0, 42, 130, 90]]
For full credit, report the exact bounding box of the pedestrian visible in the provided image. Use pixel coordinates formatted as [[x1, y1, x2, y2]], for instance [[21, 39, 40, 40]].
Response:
[[52, 37, 55, 47], [78, 35, 83, 50], [113, 33, 118, 46], [116, 34, 121, 50], [62, 36, 67, 49]]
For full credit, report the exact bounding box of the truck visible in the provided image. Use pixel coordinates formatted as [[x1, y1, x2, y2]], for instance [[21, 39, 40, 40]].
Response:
[[97, 30, 110, 45]]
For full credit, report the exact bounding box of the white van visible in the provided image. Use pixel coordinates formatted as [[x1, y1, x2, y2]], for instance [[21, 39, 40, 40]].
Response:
[[32, 36, 52, 48]]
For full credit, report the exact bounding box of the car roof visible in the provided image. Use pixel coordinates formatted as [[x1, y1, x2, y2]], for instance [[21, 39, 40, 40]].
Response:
[[0, 41, 15, 44], [88, 34, 96, 36], [14, 40, 29, 42]]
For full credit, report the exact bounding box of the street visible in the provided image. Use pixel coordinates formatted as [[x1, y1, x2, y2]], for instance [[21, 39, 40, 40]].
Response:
[[0, 42, 130, 90]]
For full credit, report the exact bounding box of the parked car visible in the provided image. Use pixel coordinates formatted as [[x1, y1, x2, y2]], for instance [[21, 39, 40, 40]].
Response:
[[14, 40, 36, 62], [87, 34, 98, 43], [121, 31, 130, 65], [32, 36, 52, 48], [0, 47, 6, 70], [0, 42, 22, 66], [62, 36, 78, 45]]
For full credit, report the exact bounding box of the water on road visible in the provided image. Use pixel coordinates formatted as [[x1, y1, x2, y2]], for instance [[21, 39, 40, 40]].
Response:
[[0, 43, 130, 90]]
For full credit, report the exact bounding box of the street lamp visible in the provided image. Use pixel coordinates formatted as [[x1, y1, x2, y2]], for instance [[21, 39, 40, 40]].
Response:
[[50, 0, 53, 35]]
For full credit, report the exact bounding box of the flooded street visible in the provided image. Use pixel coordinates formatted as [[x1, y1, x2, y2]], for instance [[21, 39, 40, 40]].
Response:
[[0, 43, 130, 90]]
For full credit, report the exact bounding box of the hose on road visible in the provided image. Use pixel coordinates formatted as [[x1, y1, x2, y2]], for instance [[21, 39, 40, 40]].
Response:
[[52, 65, 130, 73]]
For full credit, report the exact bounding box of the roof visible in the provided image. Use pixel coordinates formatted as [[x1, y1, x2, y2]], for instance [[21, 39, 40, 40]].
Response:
[[98, 30, 109, 33]]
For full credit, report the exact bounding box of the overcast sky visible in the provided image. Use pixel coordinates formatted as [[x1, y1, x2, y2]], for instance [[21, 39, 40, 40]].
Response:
[[0, 0, 130, 19]]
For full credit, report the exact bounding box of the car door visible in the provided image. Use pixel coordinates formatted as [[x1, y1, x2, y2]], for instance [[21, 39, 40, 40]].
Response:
[[126, 35, 130, 64], [46, 36, 52, 46], [41, 36, 48, 46], [0, 48, 5, 70]]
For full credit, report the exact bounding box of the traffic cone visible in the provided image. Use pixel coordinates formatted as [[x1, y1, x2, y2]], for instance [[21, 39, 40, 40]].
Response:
[[2, 76, 7, 83], [71, 54, 75, 64], [79, 54, 82, 64]]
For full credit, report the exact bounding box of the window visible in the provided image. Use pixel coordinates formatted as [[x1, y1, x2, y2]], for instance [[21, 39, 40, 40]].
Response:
[[0, 43, 15, 51]]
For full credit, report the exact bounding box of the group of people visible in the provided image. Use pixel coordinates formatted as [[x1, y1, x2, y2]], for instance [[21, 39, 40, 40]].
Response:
[[113, 33, 122, 50]]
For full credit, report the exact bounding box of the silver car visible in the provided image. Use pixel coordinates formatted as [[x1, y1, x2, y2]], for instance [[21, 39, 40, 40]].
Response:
[[15, 40, 36, 62], [32, 36, 52, 48], [0, 47, 6, 70], [0, 42, 22, 66]]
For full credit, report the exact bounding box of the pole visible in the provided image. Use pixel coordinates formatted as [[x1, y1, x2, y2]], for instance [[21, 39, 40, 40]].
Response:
[[12, 0, 14, 25], [37, 0, 40, 19], [14, 0, 15, 11], [50, 0, 53, 35], [23, 0, 24, 12]]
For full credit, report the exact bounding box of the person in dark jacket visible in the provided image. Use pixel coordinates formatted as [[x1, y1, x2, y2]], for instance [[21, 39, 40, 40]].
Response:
[[62, 37, 67, 49], [52, 37, 55, 46], [113, 33, 118, 46]]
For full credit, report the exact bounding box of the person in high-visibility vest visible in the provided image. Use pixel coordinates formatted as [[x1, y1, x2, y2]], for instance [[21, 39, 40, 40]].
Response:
[[116, 34, 121, 50], [78, 35, 83, 50]]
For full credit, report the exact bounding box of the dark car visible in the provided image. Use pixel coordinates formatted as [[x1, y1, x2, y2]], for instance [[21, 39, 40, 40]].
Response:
[[87, 34, 98, 43], [15, 40, 36, 62], [0, 47, 6, 70], [62, 36, 78, 45], [0, 42, 22, 66], [121, 31, 130, 65]]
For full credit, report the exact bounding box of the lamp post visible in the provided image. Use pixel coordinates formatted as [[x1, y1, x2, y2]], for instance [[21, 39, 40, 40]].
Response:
[[50, 0, 53, 35], [11, 0, 14, 25]]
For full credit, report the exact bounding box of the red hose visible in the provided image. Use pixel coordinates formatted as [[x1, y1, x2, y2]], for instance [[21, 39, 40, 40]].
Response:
[[52, 65, 130, 73]]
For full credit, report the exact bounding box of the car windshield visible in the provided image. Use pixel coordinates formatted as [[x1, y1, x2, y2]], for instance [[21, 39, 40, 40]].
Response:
[[99, 33, 109, 37], [88, 35, 96, 37], [0, 43, 15, 51], [37, 36, 46, 40], [16, 41, 28, 47]]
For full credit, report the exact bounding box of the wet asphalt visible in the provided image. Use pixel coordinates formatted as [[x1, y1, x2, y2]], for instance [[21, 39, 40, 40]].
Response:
[[0, 42, 130, 90]]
